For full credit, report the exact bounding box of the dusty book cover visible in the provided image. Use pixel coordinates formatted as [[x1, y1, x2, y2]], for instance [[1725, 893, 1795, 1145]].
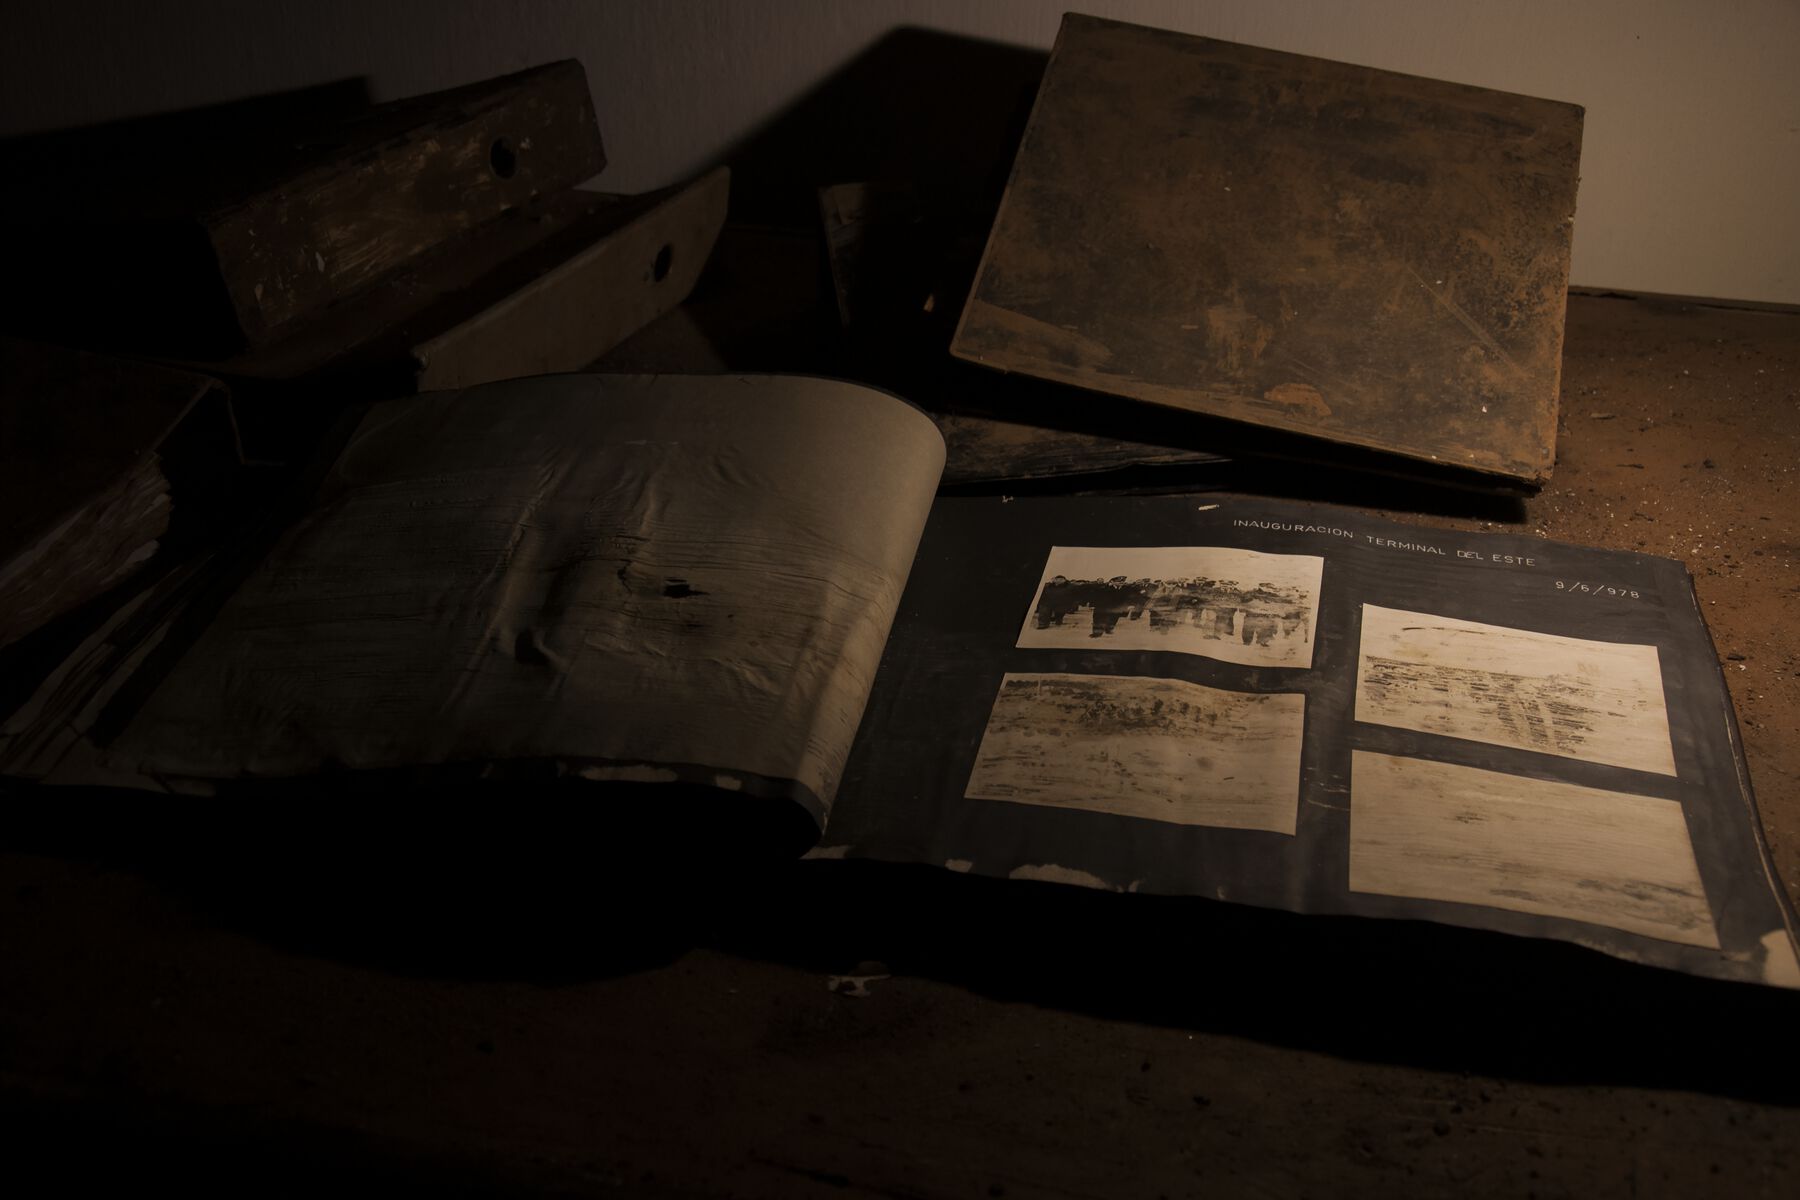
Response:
[[952, 14, 1583, 485]]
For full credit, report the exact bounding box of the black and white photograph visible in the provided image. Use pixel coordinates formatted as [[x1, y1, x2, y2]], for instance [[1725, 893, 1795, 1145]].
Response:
[[1349, 751, 1718, 948], [965, 671, 1305, 833], [1016, 545, 1325, 668], [1355, 605, 1676, 774]]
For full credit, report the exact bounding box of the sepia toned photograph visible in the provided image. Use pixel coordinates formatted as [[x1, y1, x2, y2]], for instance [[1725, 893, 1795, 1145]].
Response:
[[965, 671, 1305, 833], [1016, 545, 1325, 668], [1349, 751, 1717, 948], [1355, 605, 1677, 775]]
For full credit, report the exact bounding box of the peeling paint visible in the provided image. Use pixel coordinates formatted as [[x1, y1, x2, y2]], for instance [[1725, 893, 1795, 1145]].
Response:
[[1762, 930, 1800, 988], [826, 971, 889, 997], [1262, 381, 1330, 418], [575, 764, 678, 783], [1008, 863, 1120, 892]]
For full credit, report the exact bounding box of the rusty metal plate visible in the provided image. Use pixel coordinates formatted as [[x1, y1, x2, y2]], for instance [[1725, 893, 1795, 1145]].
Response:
[[952, 14, 1583, 485]]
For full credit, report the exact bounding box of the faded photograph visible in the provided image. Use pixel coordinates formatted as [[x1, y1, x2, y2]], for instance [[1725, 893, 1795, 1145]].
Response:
[[965, 672, 1305, 833], [1016, 546, 1325, 668], [1356, 605, 1676, 775], [1349, 751, 1717, 948]]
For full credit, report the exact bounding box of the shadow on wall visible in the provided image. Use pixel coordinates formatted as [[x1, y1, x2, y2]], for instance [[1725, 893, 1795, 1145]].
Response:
[[0, 78, 376, 357], [714, 26, 1049, 228], [0, 77, 376, 206]]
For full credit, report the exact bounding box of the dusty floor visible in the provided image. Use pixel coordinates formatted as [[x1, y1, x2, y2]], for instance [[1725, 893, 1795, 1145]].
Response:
[[3, 292, 1798, 1198]]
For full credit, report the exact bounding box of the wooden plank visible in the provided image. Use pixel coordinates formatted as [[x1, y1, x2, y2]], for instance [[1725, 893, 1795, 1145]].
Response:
[[0, 341, 218, 552], [952, 14, 1583, 486], [936, 413, 1226, 485], [0, 339, 234, 649], [208, 60, 605, 345], [186, 172, 727, 392], [414, 169, 729, 391], [168, 175, 726, 464]]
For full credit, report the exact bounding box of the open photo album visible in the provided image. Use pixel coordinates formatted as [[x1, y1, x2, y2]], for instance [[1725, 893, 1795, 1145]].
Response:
[[4, 373, 1792, 987]]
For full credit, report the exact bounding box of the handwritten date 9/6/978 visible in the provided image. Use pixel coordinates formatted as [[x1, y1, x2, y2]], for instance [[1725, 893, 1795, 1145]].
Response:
[[1555, 580, 1645, 601], [1446, 547, 1645, 601]]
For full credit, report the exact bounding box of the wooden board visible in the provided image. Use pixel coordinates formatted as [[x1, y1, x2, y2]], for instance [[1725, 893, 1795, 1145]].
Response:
[[413, 170, 729, 392], [935, 413, 1226, 486], [188, 172, 727, 390], [207, 60, 606, 345], [952, 14, 1584, 485], [0, 339, 235, 649], [174, 174, 726, 464], [0, 341, 221, 558]]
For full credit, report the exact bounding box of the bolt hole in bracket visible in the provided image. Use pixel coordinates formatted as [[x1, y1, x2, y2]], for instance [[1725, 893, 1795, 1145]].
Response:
[[489, 137, 518, 179]]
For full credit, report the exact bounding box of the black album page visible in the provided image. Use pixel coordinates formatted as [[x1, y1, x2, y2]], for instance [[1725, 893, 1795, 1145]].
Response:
[[825, 495, 1798, 987]]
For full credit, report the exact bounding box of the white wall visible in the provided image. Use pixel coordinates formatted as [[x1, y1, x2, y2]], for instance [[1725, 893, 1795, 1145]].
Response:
[[5, 0, 1796, 303]]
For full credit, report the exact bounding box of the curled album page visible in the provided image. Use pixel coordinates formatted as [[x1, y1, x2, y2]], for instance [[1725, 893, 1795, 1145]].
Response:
[[17, 374, 944, 828]]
